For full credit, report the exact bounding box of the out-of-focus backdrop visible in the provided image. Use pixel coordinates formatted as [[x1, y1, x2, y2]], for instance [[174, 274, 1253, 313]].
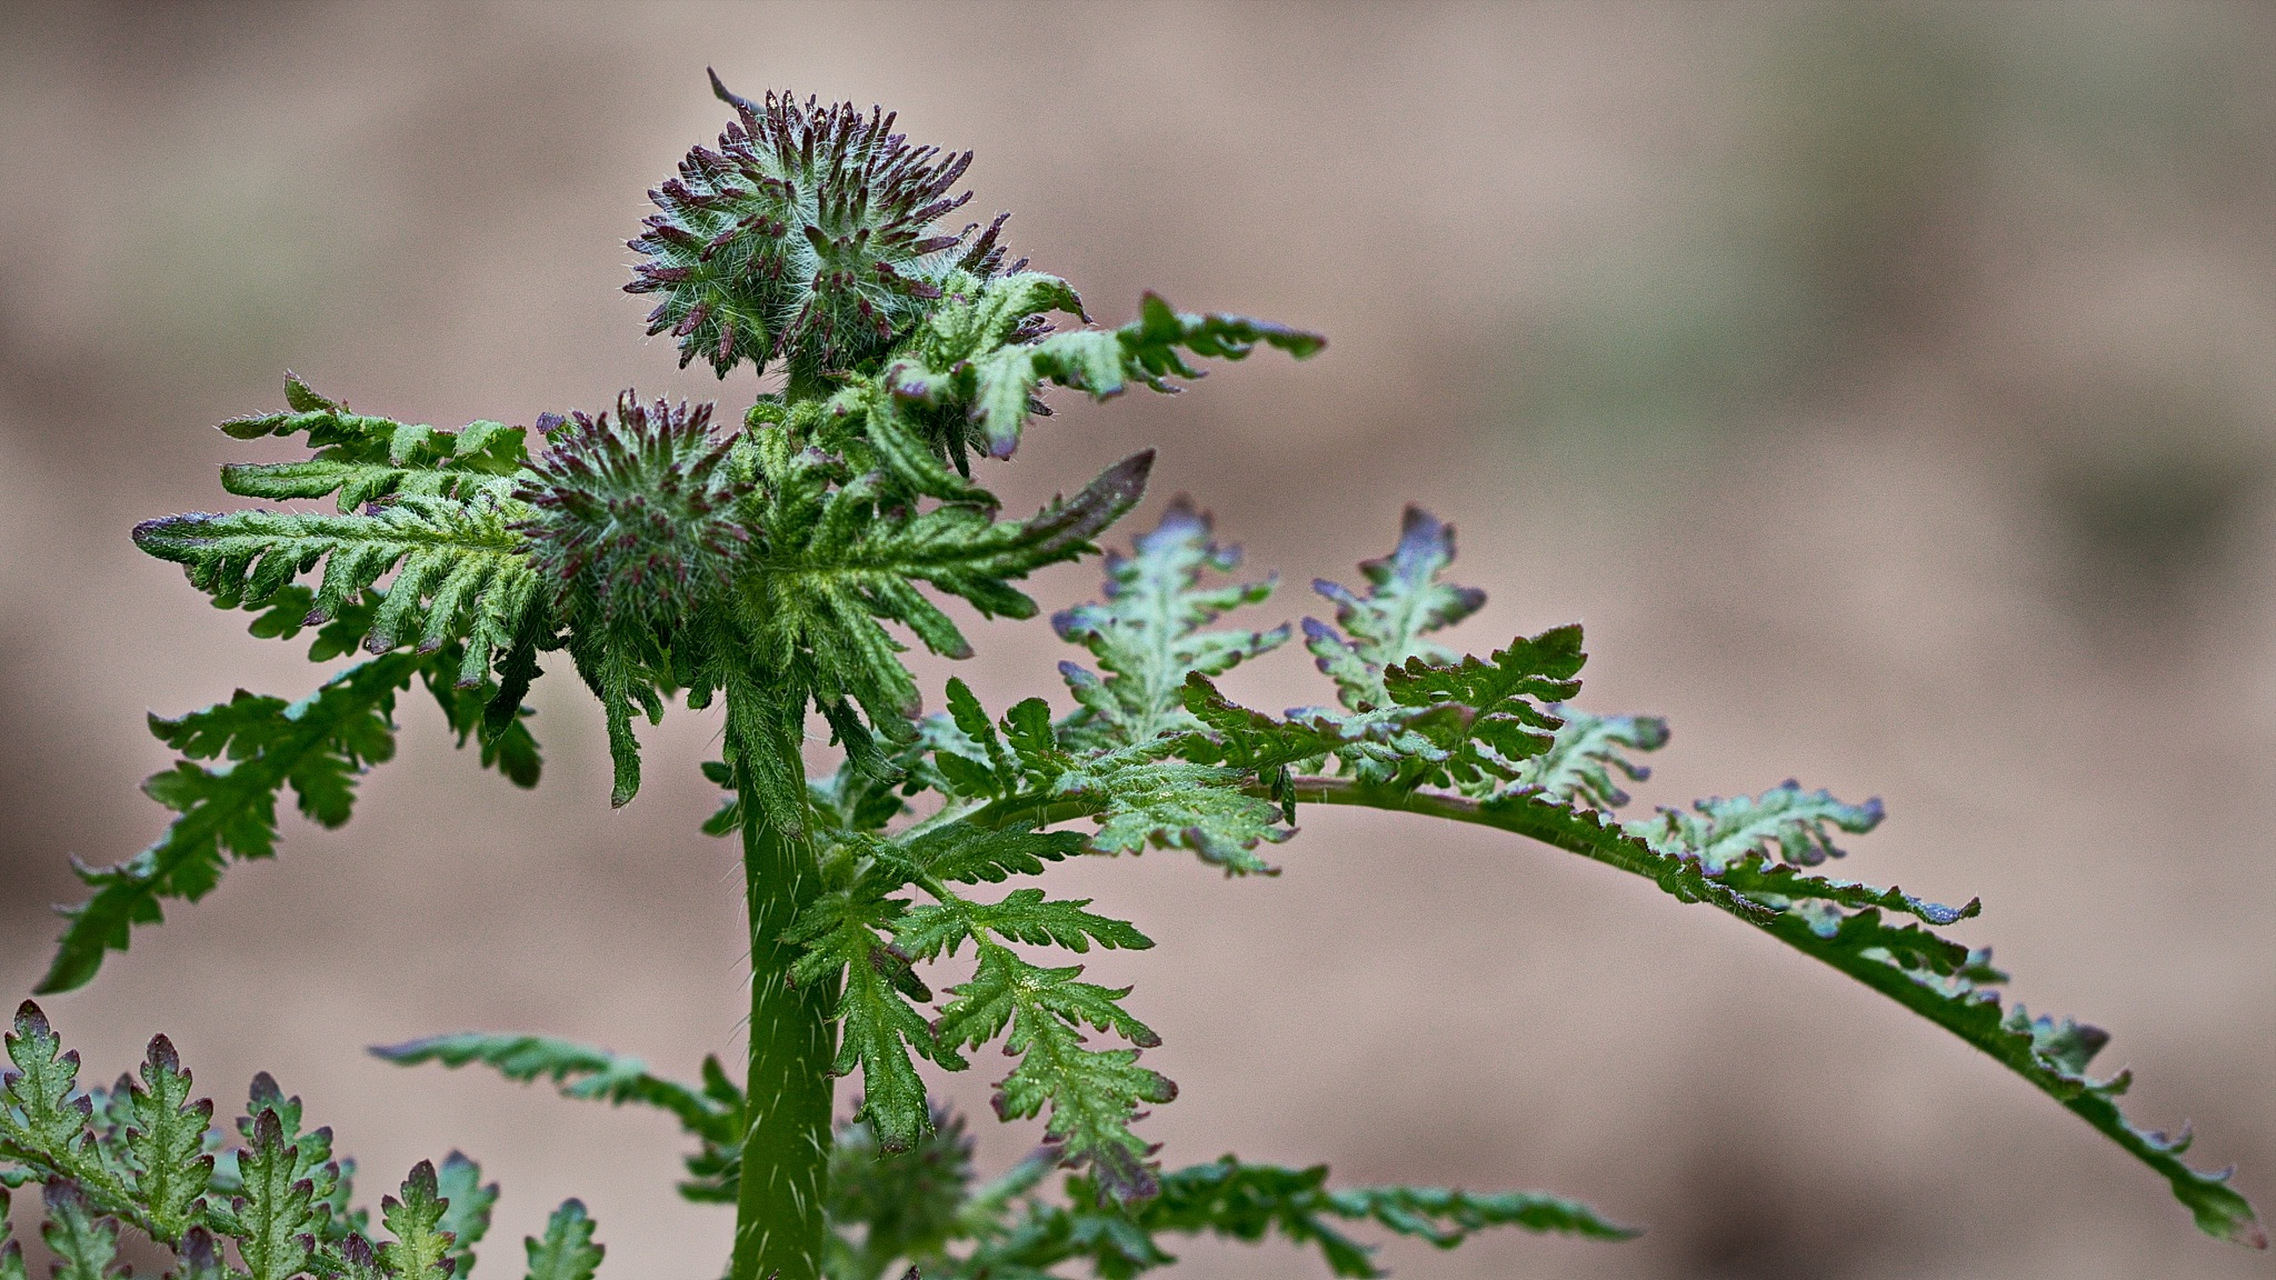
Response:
[[4, 3, 2274, 1276]]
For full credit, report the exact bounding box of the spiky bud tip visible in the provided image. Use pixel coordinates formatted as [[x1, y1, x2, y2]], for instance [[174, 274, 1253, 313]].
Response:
[[627, 74, 1020, 382], [517, 392, 751, 630]]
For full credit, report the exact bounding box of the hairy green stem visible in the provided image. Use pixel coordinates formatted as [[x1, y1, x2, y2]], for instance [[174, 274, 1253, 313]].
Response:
[[729, 697, 837, 1280]]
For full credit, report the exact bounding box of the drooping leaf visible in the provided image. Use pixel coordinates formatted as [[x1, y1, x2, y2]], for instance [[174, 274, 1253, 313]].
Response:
[[368, 1036, 733, 1146], [40, 655, 423, 994], [1439, 787, 2264, 1248], [781, 880, 948, 1152]]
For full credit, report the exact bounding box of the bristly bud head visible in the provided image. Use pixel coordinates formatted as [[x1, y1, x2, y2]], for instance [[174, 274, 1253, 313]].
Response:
[[628, 71, 1021, 382], [517, 391, 750, 632]]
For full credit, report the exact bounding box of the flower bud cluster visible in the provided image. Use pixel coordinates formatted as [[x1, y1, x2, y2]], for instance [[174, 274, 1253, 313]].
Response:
[[628, 73, 1019, 383], [517, 392, 749, 631]]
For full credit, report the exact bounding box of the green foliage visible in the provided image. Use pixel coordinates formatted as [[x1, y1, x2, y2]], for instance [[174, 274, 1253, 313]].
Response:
[[40, 1182, 120, 1280], [220, 373, 528, 511], [826, 1108, 974, 1280], [0, 1189, 24, 1280], [40, 645, 537, 995], [1509, 706, 1667, 809], [367, 1034, 741, 1207], [1145, 510, 2264, 1249], [1052, 497, 1288, 747], [809, 1119, 1629, 1280], [523, 1201, 604, 1280], [887, 286, 1327, 462], [1304, 507, 1485, 709], [378, 1162, 457, 1280], [968, 1158, 1632, 1280], [121, 1036, 213, 1241], [0, 1006, 608, 1279], [39, 71, 2262, 1280]]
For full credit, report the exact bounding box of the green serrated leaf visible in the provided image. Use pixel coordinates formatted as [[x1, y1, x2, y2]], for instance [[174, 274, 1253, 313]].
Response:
[[121, 1035, 213, 1241], [522, 1201, 603, 1280], [39, 1182, 120, 1280], [1631, 780, 1885, 873], [1, 1003, 90, 1167], [134, 497, 539, 665], [378, 1161, 455, 1280], [1065, 753, 1288, 875], [1376, 626, 1587, 794], [936, 946, 1172, 1202], [368, 1036, 732, 1146], [901, 889, 1151, 960], [434, 1153, 497, 1279], [221, 377, 526, 514], [973, 1156, 1636, 1280], [1511, 706, 1668, 810], [39, 654, 424, 994], [1371, 785, 2265, 1249], [1053, 499, 1288, 749], [235, 1109, 317, 1280], [1305, 506, 1486, 710]]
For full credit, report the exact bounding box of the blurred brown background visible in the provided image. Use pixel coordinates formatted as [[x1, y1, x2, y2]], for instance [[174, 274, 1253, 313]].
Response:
[[4, 3, 2275, 1277]]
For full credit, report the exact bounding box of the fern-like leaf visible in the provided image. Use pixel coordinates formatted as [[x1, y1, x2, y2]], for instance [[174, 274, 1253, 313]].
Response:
[[887, 282, 1324, 460], [1632, 781, 1886, 873], [1511, 706, 1668, 810], [522, 1201, 603, 1280], [219, 375, 528, 512], [435, 1153, 498, 1280], [1051, 498, 1288, 747], [378, 1161, 455, 1280], [120, 1035, 213, 1241], [39, 1182, 121, 1280], [0, 1188, 25, 1280], [956, 1156, 1630, 1280], [42, 654, 420, 994], [0, 1003, 91, 1171], [367, 1036, 733, 1145], [133, 496, 541, 669], [1305, 507, 1485, 710], [935, 945, 1173, 1202], [232, 1109, 318, 1280]]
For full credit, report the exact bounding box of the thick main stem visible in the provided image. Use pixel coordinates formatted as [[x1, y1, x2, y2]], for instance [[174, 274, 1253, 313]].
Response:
[[729, 698, 836, 1280]]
